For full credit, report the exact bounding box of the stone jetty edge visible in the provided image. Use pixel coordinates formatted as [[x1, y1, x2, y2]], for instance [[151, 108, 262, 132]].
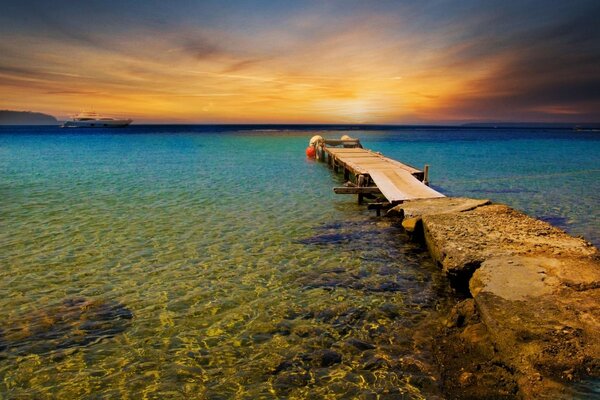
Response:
[[387, 197, 599, 399]]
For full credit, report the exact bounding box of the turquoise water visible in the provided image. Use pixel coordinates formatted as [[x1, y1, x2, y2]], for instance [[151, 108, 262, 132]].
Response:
[[0, 126, 598, 399], [363, 128, 599, 246]]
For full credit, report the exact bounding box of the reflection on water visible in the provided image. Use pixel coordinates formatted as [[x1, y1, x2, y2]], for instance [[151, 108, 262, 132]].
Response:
[[0, 126, 597, 398]]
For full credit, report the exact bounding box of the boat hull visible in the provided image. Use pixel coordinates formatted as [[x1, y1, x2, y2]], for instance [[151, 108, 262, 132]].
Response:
[[62, 119, 132, 128]]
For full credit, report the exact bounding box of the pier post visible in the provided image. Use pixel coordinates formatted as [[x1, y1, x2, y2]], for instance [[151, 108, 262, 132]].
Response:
[[424, 165, 430, 186], [357, 174, 365, 204]]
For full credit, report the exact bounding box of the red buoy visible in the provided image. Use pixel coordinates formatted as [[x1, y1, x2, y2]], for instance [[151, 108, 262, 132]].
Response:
[[306, 146, 316, 158]]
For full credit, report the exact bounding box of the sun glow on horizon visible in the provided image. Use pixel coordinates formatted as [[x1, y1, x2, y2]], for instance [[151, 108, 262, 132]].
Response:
[[1, 1, 598, 123]]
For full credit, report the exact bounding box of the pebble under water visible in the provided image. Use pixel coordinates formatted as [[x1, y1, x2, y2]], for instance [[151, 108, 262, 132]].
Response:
[[1, 126, 598, 398]]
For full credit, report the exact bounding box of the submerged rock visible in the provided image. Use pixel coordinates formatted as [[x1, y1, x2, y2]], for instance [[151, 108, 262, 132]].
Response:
[[298, 268, 408, 294], [295, 220, 389, 248], [433, 300, 519, 399], [346, 338, 376, 351], [272, 369, 311, 394], [270, 348, 343, 395], [295, 232, 356, 245], [0, 297, 133, 356], [319, 350, 342, 367]]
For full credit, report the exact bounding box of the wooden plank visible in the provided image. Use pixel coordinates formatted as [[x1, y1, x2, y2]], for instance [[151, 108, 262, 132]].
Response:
[[368, 169, 445, 202], [334, 187, 382, 194], [342, 158, 396, 164], [383, 159, 422, 175], [341, 160, 397, 172], [325, 147, 422, 176], [325, 148, 377, 157], [334, 154, 382, 159], [336, 160, 369, 175], [326, 147, 369, 153], [323, 143, 442, 203], [333, 157, 381, 162], [326, 151, 379, 159], [326, 148, 371, 155]]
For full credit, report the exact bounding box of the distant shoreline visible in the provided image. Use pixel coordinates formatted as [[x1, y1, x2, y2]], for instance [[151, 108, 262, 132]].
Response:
[[2, 122, 600, 129], [0, 110, 58, 125], [1, 109, 598, 130]]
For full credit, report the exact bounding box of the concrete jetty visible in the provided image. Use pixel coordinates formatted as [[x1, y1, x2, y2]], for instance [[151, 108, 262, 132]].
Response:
[[389, 197, 599, 399]]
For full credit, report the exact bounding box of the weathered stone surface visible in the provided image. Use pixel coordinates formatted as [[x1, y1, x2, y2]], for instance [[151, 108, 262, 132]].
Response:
[[391, 197, 600, 398], [388, 197, 491, 219], [470, 256, 561, 301], [470, 255, 600, 390], [471, 255, 600, 301], [421, 204, 596, 281]]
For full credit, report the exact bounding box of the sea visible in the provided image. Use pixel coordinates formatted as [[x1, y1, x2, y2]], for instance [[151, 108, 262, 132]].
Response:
[[1, 125, 598, 399]]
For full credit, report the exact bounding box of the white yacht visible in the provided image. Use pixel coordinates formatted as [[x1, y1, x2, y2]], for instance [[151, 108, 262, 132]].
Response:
[[62, 112, 132, 128]]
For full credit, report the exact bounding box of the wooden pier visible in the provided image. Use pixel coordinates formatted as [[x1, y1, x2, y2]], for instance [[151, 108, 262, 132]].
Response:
[[312, 137, 444, 210]]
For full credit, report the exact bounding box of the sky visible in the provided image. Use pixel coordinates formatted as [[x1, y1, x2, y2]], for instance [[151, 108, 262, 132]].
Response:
[[0, 0, 599, 124]]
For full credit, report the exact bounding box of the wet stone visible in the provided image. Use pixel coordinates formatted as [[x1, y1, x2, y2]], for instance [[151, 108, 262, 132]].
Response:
[[329, 309, 367, 335], [379, 303, 401, 319], [445, 299, 478, 328], [295, 232, 369, 246], [272, 368, 311, 394], [376, 266, 398, 276], [296, 220, 387, 253], [362, 355, 390, 370], [283, 308, 303, 320], [275, 320, 293, 336], [346, 338, 376, 351], [315, 308, 336, 321], [272, 360, 296, 375], [303, 276, 365, 291], [313, 367, 336, 383], [365, 281, 404, 293], [292, 324, 325, 338], [319, 350, 342, 367], [250, 332, 272, 344]]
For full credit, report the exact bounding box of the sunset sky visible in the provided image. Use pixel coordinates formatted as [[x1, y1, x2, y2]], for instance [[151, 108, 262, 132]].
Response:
[[1, 0, 599, 124]]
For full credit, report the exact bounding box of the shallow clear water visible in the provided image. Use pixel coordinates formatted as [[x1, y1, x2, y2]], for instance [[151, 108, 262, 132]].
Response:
[[0, 126, 598, 399]]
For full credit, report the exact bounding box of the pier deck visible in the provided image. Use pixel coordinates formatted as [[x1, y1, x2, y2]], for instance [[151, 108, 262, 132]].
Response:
[[321, 144, 445, 204]]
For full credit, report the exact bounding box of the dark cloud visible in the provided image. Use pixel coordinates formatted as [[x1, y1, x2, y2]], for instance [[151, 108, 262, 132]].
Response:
[[435, 2, 600, 121], [181, 37, 224, 60], [0, 65, 35, 76], [1, 0, 599, 122], [222, 58, 264, 73], [45, 90, 102, 95]]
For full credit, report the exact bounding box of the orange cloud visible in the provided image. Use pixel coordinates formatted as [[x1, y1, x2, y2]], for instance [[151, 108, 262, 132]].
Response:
[[1, 4, 598, 123]]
